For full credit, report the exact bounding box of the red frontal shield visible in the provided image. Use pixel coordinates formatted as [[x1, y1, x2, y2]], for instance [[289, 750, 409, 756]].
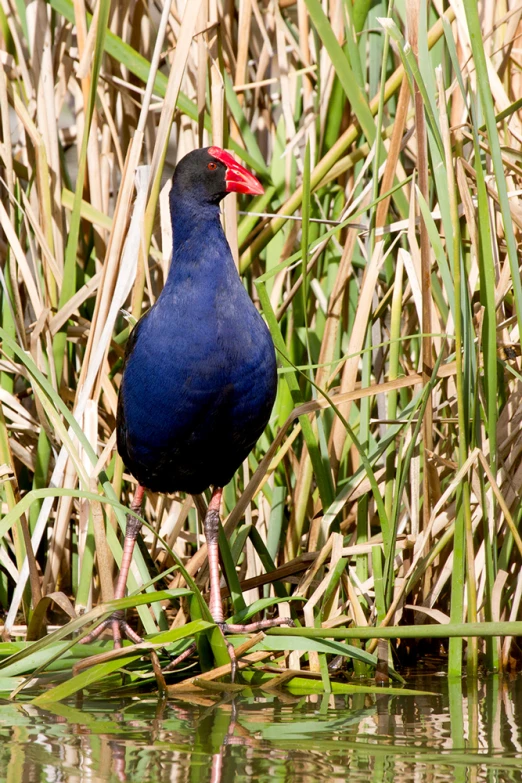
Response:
[[208, 147, 264, 196]]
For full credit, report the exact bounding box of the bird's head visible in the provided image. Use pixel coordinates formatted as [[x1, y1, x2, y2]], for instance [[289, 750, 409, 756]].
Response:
[[171, 147, 264, 206]]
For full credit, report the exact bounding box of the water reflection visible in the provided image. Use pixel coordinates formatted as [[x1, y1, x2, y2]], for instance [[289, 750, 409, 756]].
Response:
[[1, 675, 522, 781]]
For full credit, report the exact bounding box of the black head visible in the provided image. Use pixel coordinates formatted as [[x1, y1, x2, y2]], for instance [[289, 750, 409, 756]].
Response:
[[171, 147, 264, 206]]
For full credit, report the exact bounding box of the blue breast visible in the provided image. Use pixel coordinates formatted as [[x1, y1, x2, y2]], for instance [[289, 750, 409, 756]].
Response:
[[116, 198, 277, 495]]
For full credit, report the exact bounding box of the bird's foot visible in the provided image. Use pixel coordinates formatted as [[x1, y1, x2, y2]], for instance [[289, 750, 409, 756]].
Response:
[[218, 617, 295, 681], [79, 610, 143, 648], [80, 616, 199, 675], [161, 618, 295, 677], [79, 614, 293, 680]]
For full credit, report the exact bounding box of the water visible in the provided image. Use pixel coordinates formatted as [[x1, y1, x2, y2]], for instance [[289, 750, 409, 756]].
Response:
[[1, 673, 522, 782]]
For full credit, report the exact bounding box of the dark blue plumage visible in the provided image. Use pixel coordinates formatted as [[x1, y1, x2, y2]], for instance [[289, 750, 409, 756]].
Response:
[[117, 148, 277, 496]]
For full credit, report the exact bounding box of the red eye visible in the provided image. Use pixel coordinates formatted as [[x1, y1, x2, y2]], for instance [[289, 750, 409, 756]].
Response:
[[207, 161, 217, 170]]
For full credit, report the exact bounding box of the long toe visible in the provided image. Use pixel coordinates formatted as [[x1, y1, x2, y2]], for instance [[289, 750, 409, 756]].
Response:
[[79, 612, 143, 647], [217, 623, 240, 681], [215, 617, 294, 681], [221, 617, 294, 634], [162, 642, 197, 673]]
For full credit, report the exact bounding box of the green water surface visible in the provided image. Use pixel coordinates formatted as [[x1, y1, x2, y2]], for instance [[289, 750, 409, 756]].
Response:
[[1, 673, 522, 782]]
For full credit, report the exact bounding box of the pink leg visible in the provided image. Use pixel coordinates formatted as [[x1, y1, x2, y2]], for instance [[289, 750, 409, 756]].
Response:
[[80, 484, 293, 678], [205, 488, 225, 623], [112, 484, 146, 603], [80, 485, 145, 648], [203, 487, 294, 679]]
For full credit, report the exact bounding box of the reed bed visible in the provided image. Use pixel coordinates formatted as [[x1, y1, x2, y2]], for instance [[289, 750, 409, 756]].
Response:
[[1, 0, 522, 701]]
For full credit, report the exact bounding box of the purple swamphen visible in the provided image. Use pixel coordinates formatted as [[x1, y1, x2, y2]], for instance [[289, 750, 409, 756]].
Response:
[[82, 147, 292, 668]]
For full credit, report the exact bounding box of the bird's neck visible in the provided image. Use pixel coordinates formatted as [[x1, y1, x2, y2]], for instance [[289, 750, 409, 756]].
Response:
[[170, 192, 222, 252], [163, 192, 236, 292]]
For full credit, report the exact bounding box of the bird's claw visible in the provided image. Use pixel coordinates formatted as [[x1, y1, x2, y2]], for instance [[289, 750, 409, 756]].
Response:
[[79, 610, 143, 648], [217, 616, 295, 682]]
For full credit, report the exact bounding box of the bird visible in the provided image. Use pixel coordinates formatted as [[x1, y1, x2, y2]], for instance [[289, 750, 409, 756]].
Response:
[[81, 147, 292, 669]]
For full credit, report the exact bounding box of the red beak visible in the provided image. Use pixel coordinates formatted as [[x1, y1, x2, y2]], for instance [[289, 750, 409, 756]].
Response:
[[208, 146, 264, 196]]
